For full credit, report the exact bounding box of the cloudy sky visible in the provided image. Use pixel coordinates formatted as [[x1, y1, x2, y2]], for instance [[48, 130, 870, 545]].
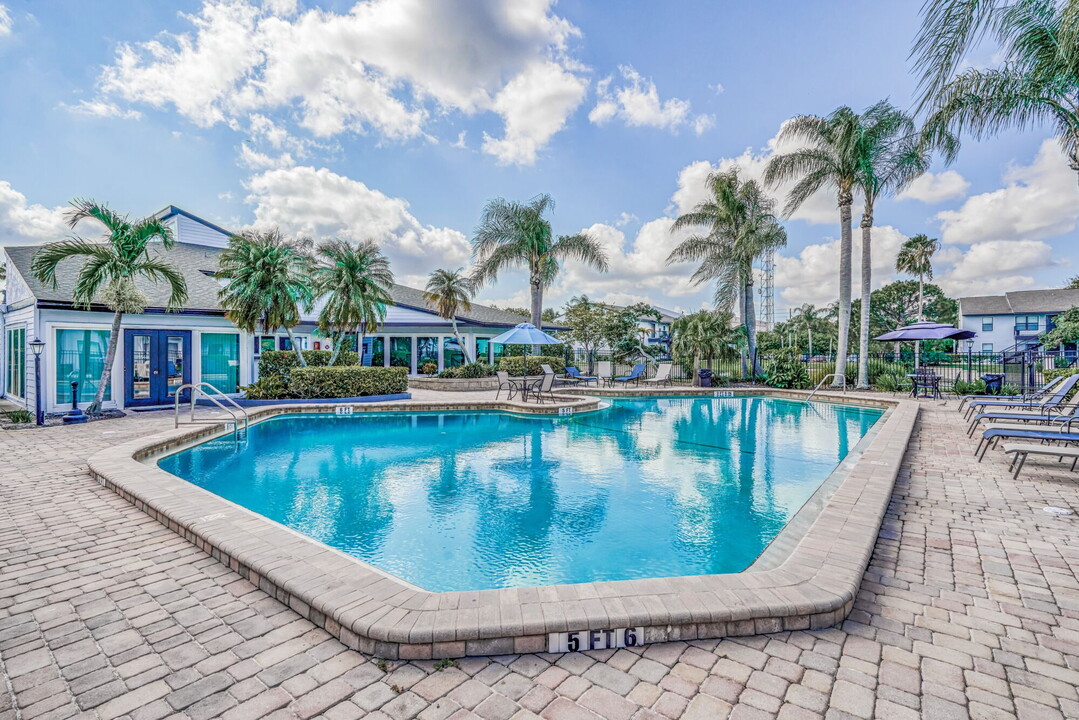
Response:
[[1, 0, 1076, 318]]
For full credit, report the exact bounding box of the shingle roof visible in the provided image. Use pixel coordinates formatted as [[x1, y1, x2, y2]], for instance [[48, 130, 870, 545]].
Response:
[[959, 289, 1079, 316], [3, 244, 549, 329]]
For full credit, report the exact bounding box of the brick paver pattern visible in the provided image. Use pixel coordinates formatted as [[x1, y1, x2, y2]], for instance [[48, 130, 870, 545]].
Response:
[[2, 396, 1079, 719]]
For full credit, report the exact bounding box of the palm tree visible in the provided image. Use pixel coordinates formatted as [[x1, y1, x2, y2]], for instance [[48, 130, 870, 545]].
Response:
[[471, 194, 609, 329], [31, 199, 187, 413], [423, 268, 476, 363], [914, 0, 1079, 182], [671, 310, 745, 386], [313, 239, 394, 365], [793, 303, 825, 358], [853, 101, 937, 388], [765, 108, 864, 387], [668, 168, 787, 377], [896, 234, 942, 366], [216, 229, 314, 367]]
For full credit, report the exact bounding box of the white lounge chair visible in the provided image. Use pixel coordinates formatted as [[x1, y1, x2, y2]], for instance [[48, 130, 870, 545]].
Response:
[[596, 361, 613, 386], [643, 362, 673, 387]]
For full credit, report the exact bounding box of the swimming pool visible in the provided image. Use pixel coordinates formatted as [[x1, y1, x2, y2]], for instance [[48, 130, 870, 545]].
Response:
[[158, 396, 883, 592]]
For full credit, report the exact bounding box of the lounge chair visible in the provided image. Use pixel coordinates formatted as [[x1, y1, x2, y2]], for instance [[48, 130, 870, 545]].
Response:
[[565, 366, 598, 386], [527, 371, 557, 403], [975, 419, 1079, 461], [1003, 441, 1079, 479], [642, 362, 673, 387], [964, 374, 1079, 420], [610, 363, 646, 387], [596, 361, 614, 386], [966, 395, 1079, 437], [958, 375, 1064, 411]]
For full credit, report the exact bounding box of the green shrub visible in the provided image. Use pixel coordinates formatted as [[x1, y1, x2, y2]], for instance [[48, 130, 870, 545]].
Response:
[[1001, 382, 1020, 396], [438, 367, 459, 378], [289, 366, 408, 398], [438, 362, 495, 379], [954, 379, 987, 396], [1044, 367, 1079, 381], [259, 349, 360, 384], [497, 355, 566, 376], [3, 409, 33, 423], [874, 373, 905, 393], [241, 375, 290, 400], [420, 361, 438, 375], [764, 349, 811, 389]]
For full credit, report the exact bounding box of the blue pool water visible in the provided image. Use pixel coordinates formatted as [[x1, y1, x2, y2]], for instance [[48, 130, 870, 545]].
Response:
[[159, 397, 883, 592]]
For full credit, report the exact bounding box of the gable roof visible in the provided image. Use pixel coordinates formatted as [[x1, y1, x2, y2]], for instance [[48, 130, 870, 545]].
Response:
[[2, 243, 555, 328], [960, 289, 1079, 316]]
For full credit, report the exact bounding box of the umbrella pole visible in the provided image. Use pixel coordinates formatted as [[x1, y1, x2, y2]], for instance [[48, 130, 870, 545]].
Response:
[[522, 352, 528, 403]]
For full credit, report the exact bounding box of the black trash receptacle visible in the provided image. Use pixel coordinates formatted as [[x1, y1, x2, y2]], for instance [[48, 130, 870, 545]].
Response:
[[698, 369, 713, 388], [981, 373, 1005, 394]]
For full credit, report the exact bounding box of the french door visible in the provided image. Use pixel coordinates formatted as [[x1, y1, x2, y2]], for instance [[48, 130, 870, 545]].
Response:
[[124, 330, 192, 407]]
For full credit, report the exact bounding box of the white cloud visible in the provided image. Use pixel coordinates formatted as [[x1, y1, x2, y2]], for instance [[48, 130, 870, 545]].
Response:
[[588, 66, 712, 135], [481, 61, 588, 165], [237, 143, 294, 170], [0, 182, 68, 247], [243, 165, 470, 272], [0, 5, 12, 37], [97, 0, 587, 164], [59, 100, 143, 120], [613, 212, 638, 227], [897, 170, 970, 203], [937, 139, 1079, 244], [936, 239, 1055, 297], [710, 82, 724, 95], [451, 131, 467, 149]]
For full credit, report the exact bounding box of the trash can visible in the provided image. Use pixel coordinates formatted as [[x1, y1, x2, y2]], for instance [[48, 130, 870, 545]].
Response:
[[698, 369, 713, 387], [980, 373, 1005, 394]]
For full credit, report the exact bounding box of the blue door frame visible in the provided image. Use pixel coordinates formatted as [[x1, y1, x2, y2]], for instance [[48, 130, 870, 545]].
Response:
[[123, 329, 192, 407]]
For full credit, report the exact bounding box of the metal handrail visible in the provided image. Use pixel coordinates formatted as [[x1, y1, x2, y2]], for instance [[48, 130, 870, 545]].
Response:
[[174, 383, 249, 438], [807, 373, 847, 401]]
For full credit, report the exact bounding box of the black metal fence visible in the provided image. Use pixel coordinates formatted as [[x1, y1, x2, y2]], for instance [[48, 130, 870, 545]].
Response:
[[562, 348, 1077, 389]]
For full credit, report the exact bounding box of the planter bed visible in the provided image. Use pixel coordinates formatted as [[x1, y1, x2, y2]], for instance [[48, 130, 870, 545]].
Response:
[[197, 393, 412, 408], [408, 376, 498, 392]]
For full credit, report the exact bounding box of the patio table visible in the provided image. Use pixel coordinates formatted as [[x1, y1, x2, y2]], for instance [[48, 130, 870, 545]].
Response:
[[908, 373, 942, 399]]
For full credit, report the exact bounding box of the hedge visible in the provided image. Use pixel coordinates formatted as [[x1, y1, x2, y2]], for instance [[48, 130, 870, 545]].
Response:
[[288, 366, 409, 399], [497, 355, 566, 376], [438, 362, 497, 379], [259, 349, 360, 383]]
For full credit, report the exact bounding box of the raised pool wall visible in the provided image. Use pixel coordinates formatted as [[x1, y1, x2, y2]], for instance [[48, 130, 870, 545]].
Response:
[[88, 390, 918, 659]]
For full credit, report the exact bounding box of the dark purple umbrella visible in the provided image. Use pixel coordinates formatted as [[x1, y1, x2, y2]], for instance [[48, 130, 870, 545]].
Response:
[[873, 321, 976, 341]]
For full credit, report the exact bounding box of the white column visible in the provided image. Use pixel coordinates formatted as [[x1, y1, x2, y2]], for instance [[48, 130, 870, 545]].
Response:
[[410, 336, 418, 375]]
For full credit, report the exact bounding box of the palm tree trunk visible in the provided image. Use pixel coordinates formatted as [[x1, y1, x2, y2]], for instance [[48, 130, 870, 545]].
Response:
[[693, 349, 701, 386], [329, 331, 343, 365], [744, 275, 762, 377], [357, 323, 366, 366], [88, 309, 123, 414], [529, 276, 543, 354], [857, 208, 873, 388], [451, 317, 473, 363], [284, 326, 307, 367], [808, 324, 813, 358], [737, 284, 748, 378], [915, 274, 925, 370], [833, 190, 853, 387]]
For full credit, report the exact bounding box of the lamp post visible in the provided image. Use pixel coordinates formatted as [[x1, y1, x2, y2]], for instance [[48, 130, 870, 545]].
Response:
[[966, 339, 975, 383], [28, 337, 44, 426]]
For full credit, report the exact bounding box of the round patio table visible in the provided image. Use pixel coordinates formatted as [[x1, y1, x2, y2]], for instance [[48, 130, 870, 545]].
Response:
[[908, 373, 942, 399]]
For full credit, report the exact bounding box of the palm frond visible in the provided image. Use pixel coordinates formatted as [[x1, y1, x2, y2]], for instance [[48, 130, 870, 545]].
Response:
[[30, 238, 113, 288]]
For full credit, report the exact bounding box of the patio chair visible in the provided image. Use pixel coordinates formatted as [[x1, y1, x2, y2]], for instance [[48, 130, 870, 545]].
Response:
[[527, 371, 557, 403], [642, 362, 673, 387], [495, 371, 515, 400], [966, 394, 1079, 437], [975, 418, 1079, 461], [596, 361, 614, 386], [565, 366, 598, 386], [964, 374, 1079, 420], [957, 375, 1064, 412], [610, 363, 646, 387], [1003, 441, 1079, 479], [542, 364, 576, 387]]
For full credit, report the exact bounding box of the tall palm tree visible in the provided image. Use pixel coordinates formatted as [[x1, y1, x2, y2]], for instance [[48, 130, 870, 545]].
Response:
[[423, 268, 477, 363], [313, 239, 394, 365], [216, 229, 314, 367], [31, 199, 187, 413], [668, 168, 787, 377], [793, 303, 824, 358], [671, 310, 745, 386], [471, 194, 609, 329], [853, 101, 937, 388], [765, 108, 864, 387], [897, 234, 941, 367], [914, 0, 1079, 182]]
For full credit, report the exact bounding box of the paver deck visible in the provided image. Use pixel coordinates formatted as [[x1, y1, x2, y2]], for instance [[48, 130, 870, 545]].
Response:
[[2, 392, 1079, 719]]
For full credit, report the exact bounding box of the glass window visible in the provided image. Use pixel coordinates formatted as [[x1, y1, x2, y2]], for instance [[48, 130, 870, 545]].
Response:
[[55, 329, 111, 403], [982, 343, 994, 353], [982, 317, 993, 331], [443, 337, 465, 369], [5, 327, 25, 398], [1015, 315, 1038, 331], [257, 336, 276, 354], [417, 336, 438, 371], [492, 340, 508, 365], [201, 333, 240, 394], [389, 337, 412, 369], [475, 338, 490, 364], [370, 336, 385, 366]]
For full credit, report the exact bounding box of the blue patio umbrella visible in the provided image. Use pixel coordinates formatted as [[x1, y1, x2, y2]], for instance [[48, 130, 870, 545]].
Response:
[[489, 323, 562, 392], [874, 321, 976, 370]]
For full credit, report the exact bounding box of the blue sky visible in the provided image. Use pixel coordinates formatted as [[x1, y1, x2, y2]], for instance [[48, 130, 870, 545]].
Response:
[[0, 0, 1075, 318]]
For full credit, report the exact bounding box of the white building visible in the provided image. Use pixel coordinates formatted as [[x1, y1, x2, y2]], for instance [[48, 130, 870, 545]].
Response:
[[958, 289, 1079, 354], [0, 206, 539, 414]]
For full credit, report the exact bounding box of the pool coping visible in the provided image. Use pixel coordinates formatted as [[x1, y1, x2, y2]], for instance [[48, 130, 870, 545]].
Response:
[[88, 389, 919, 659]]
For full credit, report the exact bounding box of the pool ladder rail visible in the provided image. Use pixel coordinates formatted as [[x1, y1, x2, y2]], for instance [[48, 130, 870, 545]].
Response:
[[174, 383, 250, 440], [806, 373, 848, 401]]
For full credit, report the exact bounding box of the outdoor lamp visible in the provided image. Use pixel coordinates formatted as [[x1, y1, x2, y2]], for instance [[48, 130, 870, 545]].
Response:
[[28, 337, 44, 426], [28, 337, 44, 356], [966, 339, 974, 350]]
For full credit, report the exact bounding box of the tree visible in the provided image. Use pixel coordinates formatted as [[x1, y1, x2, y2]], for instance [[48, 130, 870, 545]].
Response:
[[765, 108, 864, 386], [793, 304, 825, 357], [471, 194, 608, 329], [423, 268, 475, 364], [853, 102, 939, 387], [602, 303, 662, 362], [314, 240, 394, 365], [31, 199, 188, 413], [671, 310, 745, 386], [896, 234, 942, 365], [561, 295, 607, 371], [914, 0, 1079, 183], [216, 229, 314, 367], [668, 168, 786, 377], [1042, 306, 1079, 346], [852, 280, 957, 354], [1065, 275, 1079, 289]]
